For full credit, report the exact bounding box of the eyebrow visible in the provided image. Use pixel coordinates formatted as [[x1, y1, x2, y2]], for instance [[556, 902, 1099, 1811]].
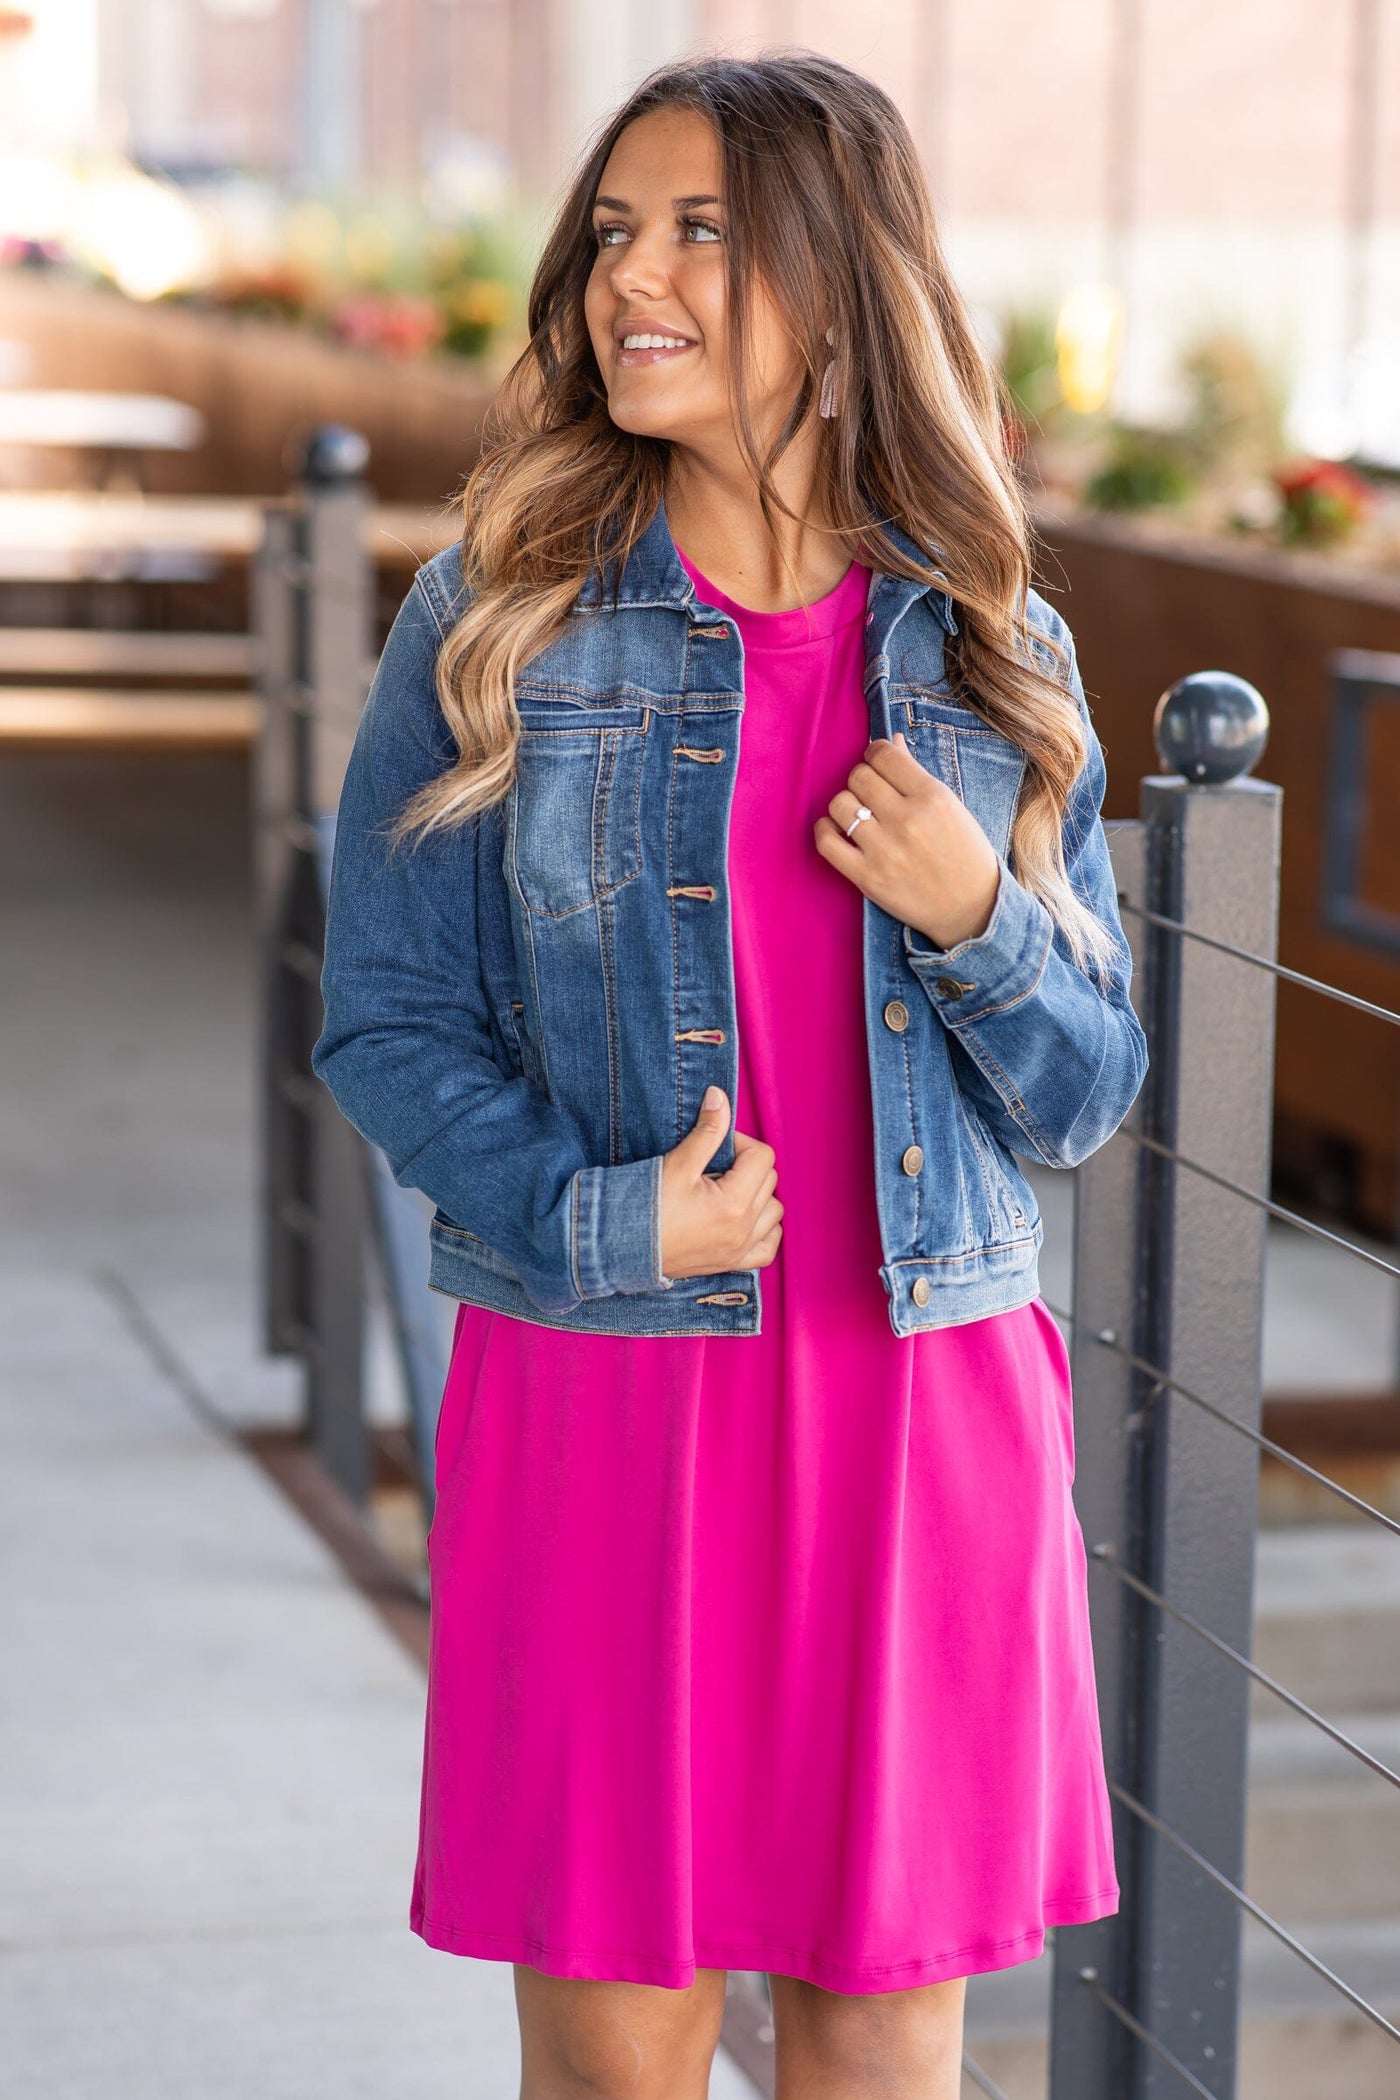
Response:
[[591, 193, 725, 212]]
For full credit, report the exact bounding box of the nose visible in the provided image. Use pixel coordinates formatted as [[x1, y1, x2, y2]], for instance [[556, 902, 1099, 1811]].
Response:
[[606, 222, 672, 301]]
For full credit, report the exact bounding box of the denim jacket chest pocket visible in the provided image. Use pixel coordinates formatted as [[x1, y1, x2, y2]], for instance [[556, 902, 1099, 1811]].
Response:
[[506, 687, 652, 918], [896, 696, 1027, 863]]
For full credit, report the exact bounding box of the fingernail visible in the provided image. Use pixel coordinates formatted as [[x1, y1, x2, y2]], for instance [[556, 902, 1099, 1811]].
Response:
[[703, 1084, 723, 1109]]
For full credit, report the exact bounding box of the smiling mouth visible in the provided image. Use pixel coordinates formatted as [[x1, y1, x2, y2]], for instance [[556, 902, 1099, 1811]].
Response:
[[615, 333, 697, 367]]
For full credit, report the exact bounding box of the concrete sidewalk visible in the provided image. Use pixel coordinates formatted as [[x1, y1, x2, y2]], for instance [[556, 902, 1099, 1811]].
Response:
[[0, 749, 753, 2099], [0, 1262, 514, 2100]]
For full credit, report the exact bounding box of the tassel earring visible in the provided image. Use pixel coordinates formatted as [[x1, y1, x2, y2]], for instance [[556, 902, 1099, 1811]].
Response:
[[819, 325, 838, 419]]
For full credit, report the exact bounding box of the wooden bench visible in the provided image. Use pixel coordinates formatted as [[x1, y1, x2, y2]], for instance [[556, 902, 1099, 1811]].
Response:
[[0, 630, 254, 677], [0, 496, 453, 751], [0, 628, 261, 749], [0, 688, 263, 750]]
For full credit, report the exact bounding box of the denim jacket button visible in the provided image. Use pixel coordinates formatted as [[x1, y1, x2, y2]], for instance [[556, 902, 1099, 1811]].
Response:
[[882, 998, 910, 1032], [901, 1143, 924, 1176], [911, 1276, 932, 1306], [935, 975, 975, 998]]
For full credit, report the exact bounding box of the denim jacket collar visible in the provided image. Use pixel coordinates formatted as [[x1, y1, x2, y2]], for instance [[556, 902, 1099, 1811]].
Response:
[[572, 492, 959, 639]]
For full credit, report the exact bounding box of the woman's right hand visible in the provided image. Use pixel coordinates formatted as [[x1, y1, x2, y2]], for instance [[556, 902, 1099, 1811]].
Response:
[[659, 1084, 783, 1281]]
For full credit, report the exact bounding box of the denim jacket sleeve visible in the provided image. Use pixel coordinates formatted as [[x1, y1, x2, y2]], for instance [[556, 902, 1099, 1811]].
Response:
[[310, 570, 671, 1319], [899, 598, 1149, 1167]]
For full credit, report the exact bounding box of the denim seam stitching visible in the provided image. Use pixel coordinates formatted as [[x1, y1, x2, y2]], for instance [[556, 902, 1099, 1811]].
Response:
[[667, 739, 684, 1143], [569, 1169, 584, 1301], [890, 917, 928, 1239], [955, 1034, 1058, 1165], [413, 567, 449, 640], [507, 724, 649, 920], [941, 909, 1053, 1023]]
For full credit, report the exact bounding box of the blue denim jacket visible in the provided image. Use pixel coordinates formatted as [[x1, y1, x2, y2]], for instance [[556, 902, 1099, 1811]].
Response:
[[312, 496, 1147, 1337]]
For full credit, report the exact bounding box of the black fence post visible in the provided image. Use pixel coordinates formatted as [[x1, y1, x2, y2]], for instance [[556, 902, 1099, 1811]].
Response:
[[1051, 674, 1282, 2098], [252, 498, 302, 1365], [252, 425, 374, 1505], [1047, 807, 1150, 2100]]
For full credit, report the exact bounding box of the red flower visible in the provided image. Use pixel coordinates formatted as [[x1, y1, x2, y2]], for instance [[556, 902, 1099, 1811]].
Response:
[[1274, 457, 1372, 506], [331, 291, 445, 358], [1272, 456, 1374, 546]]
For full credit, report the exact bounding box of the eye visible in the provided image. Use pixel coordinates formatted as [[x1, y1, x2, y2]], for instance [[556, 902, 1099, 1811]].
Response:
[[590, 215, 724, 249]]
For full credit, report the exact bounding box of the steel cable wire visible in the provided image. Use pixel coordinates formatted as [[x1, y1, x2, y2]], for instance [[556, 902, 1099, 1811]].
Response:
[[1089, 1545, 1400, 1794], [960, 2052, 1013, 2100], [1115, 1125, 1400, 1285], [1117, 897, 1400, 1029], [1075, 1972, 1219, 2099], [1106, 1781, 1400, 2046], [1040, 1298, 1400, 1540]]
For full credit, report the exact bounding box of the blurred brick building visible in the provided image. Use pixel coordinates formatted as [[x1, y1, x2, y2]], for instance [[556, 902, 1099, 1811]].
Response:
[[7, 0, 1399, 437]]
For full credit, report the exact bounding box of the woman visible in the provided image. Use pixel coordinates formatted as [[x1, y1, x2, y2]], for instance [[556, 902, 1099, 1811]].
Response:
[[315, 47, 1147, 2100]]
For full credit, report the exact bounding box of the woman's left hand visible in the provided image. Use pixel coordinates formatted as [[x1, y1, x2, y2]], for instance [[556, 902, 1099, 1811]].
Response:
[[813, 732, 1002, 951]]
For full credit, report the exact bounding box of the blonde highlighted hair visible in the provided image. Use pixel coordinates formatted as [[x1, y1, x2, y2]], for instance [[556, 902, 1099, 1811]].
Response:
[[391, 46, 1121, 979]]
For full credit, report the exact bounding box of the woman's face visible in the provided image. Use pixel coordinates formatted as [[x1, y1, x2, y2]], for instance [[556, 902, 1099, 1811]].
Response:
[[583, 106, 804, 455]]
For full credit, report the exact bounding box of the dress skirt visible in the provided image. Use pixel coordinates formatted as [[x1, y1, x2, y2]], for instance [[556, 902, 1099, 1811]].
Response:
[[409, 551, 1120, 1991]]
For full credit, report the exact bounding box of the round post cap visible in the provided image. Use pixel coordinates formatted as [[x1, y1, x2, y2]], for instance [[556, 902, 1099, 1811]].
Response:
[[1152, 670, 1269, 783], [299, 424, 371, 487]]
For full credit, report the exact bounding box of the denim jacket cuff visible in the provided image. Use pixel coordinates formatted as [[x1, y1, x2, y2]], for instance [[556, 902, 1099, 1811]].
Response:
[[571, 1152, 673, 1299], [899, 858, 1055, 1023]]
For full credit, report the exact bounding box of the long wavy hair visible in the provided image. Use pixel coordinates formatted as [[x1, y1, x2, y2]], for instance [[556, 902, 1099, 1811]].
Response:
[[389, 46, 1120, 978]]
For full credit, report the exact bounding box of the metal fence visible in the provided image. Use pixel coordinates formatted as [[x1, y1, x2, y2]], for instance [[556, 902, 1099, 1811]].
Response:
[[252, 426, 449, 1515], [1038, 670, 1400, 2100], [254, 433, 1400, 2100]]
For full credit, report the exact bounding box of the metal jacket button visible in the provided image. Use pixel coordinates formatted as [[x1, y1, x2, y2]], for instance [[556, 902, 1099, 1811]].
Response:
[[911, 1276, 932, 1306], [882, 998, 909, 1032], [901, 1143, 924, 1175], [935, 975, 975, 998]]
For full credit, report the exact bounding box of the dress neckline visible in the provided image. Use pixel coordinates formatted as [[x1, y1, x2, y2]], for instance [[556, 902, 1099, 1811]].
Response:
[[676, 546, 870, 647]]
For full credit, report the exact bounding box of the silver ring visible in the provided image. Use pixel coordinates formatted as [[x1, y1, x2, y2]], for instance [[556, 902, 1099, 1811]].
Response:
[[844, 803, 873, 838]]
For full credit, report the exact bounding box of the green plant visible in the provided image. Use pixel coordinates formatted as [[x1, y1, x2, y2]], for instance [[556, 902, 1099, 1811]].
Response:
[[1177, 329, 1286, 471], [997, 308, 1064, 432], [1084, 424, 1196, 511], [422, 225, 518, 355], [158, 185, 527, 363]]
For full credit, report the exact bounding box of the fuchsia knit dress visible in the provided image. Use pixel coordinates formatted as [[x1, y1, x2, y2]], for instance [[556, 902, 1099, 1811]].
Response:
[[409, 549, 1120, 1992]]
